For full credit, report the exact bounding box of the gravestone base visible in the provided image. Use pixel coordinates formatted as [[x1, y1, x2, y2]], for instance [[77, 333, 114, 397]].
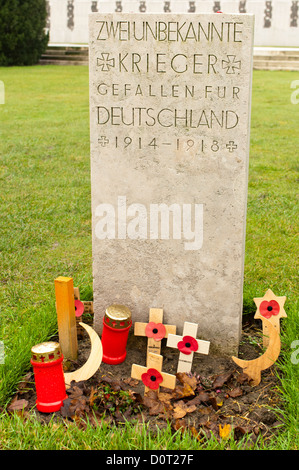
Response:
[[94, 311, 242, 358], [92, 237, 245, 357]]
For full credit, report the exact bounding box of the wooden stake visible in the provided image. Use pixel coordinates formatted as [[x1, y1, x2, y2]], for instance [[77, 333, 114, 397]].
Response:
[[131, 352, 176, 395], [74, 287, 94, 314], [134, 308, 176, 364], [74, 287, 80, 300], [167, 322, 210, 373], [55, 277, 78, 361]]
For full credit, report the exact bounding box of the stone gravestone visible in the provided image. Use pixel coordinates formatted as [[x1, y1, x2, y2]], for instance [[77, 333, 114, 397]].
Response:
[[89, 13, 254, 355]]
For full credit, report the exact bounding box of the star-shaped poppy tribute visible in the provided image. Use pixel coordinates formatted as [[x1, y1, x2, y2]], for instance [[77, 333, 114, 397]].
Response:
[[254, 289, 287, 346]]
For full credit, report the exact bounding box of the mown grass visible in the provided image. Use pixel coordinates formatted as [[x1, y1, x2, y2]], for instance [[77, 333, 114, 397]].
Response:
[[0, 66, 298, 449], [0, 410, 295, 451]]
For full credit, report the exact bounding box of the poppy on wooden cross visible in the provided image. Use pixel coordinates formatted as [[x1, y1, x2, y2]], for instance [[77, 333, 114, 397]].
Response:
[[166, 322, 210, 373], [134, 308, 176, 364], [254, 288, 287, 347], [131, 352, 176, 395], [74, 287, 94, 314], [73, 287, 88, 339]]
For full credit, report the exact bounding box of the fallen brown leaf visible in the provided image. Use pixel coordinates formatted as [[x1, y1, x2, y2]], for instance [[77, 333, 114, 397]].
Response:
[[227, 386, 243, 398], [68, 385, 84, 399], [234, 425, 248, 440], [186, 396, 202, 407], [236, 373, 251, 384], [143, 389, 158, 402], [128, 390, 143, 404], [209, 396, 223, 411], [123, 378, 139, 387], [190, 426, 202, 441], [176, 373, 197, 390], [158, 392, 173, 404], [17, 372, 33, 394], [8, 398, 28, 412], [61, 394, 89, 419], [172, 400, 197, 419], [142, 390, 172, 416], [173, 418, 187, 432], [172, 383, 195, 399], [212, 372, 233, 389], [198, 411, 210, 427], [196, 390, 211, 403], [99, 376, 123, 391], [114, 406, 134, 423], [88, 386, 97, 407]]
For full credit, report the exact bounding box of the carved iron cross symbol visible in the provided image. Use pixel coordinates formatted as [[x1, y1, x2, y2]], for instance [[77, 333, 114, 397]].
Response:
[[226, 141, 238, 152], [222, 55, 241, 74], [98, 136, 109, 147], [97, 53, 115, 71]]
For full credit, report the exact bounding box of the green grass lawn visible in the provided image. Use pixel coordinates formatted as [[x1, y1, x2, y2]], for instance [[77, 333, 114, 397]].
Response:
[[0, 66, 298, 449]]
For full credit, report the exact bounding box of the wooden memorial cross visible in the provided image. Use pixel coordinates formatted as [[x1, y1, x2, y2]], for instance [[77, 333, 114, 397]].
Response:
[[134, 308, 176, 364], [131, 352, 176, 395], [167, 322, 210, 373], [73, 287, 84, 339], [253, 289, 287, 347], [74, 287, 94, 315], [73, 287, 94, 339]]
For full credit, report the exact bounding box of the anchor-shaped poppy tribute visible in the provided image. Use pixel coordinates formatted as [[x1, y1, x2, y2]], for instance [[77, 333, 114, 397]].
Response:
[[232, 317, 281, 386]]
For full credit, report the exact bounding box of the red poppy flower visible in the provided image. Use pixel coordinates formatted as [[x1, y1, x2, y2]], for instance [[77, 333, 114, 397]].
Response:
[[141, 368, 163, 390], [259, 300, 280, 319], [177, 336, 199, 355], [74, 299, 84, 318], [145, 322, 166, 341]]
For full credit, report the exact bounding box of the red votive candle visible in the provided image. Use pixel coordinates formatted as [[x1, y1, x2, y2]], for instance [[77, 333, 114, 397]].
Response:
[[31, 341, 67, 413], [101, 304, 132, 364]]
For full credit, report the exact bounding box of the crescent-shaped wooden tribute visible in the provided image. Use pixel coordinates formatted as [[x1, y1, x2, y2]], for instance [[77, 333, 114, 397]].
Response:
[[232, 318, 281, 386], [64, 322, 103, 388]]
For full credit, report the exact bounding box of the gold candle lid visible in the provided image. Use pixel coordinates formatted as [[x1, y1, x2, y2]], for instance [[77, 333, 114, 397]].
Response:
[[104, 304, 132, 329], [31, 342, 62, 363]]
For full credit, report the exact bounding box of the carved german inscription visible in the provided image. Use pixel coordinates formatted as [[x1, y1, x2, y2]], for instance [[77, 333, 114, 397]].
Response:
[[95, 20, 244, 42]]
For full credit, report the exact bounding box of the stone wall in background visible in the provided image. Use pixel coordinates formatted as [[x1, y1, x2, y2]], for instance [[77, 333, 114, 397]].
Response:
[[46, 0, 299, 47]]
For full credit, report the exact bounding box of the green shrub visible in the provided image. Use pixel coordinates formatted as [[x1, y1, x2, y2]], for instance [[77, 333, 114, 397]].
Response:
[[0, 0, 49, 66]]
